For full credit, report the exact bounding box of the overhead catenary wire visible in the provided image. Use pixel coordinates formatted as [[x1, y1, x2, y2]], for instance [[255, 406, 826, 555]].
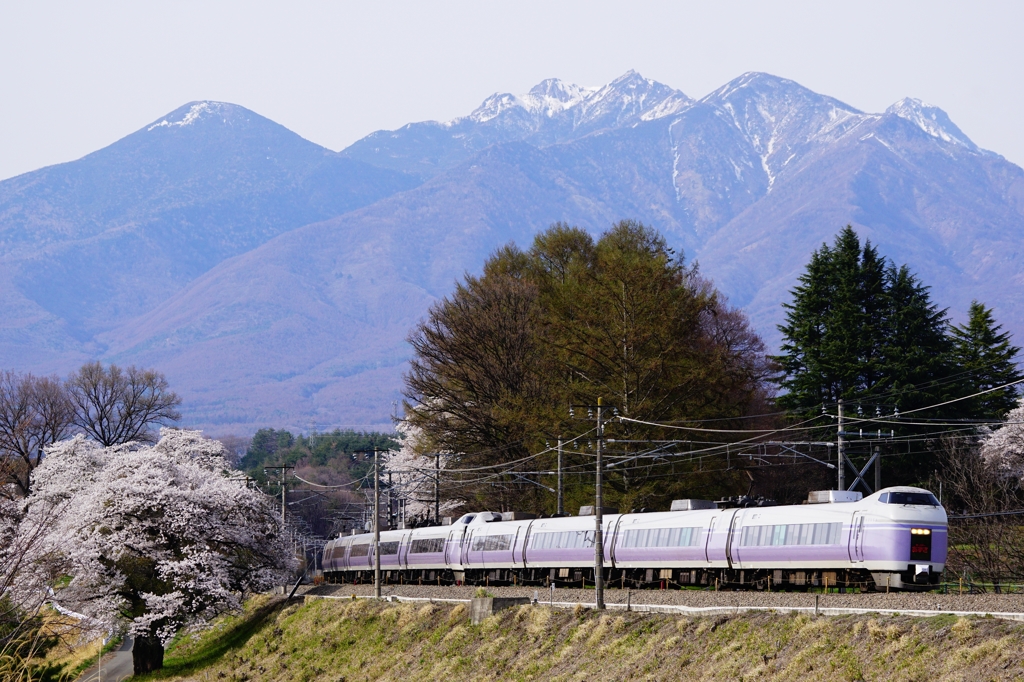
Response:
[[835, 378, 1024, 424], [617, 413, 827, 433]]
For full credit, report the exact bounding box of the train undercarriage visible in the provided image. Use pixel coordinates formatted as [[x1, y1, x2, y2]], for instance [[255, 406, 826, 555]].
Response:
[[324, 565, 940, 592]]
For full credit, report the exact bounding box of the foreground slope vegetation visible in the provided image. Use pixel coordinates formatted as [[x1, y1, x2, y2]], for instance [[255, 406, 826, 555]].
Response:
[[146, 597, 1024, 681]]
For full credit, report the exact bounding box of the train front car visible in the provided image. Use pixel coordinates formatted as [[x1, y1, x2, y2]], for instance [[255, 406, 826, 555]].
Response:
[[858, 486, 947, 590], [729, 486, 947, 591]]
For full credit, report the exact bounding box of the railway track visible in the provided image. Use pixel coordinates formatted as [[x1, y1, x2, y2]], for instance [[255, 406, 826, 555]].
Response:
[[302, 583, 1024, 620]]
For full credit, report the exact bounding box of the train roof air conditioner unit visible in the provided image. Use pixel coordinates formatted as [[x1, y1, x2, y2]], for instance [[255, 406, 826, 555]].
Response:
[[501, 511, 537, 521], [579, 506, 620, 516], [807, 490, 863, 504], [670, 499, 718, 511]]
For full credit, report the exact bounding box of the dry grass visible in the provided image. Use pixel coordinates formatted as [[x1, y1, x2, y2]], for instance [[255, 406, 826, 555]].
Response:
[[138, 597, 1024, 682]]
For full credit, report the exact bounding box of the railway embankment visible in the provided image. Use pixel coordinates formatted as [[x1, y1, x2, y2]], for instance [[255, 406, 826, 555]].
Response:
[[138, 589, 1024, 681], [304, 583, 1024, 618]]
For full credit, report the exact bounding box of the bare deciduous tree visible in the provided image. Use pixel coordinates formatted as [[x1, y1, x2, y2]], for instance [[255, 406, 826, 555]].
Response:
[[66, 362, 181, 446], [935, 435, 1024, 591], [215, 434, 251, 468], [0, 371, 74, 497]]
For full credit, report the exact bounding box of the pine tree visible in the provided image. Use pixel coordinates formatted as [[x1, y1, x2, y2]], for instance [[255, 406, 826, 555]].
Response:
[[775, 227, 968, 484], [876, 264, 953, 415], [949, 301, 1023, 418], [775, 226, 890, 412]]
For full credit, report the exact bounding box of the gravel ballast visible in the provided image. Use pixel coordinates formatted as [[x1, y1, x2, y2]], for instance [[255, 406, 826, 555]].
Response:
[[301, 582, 1024, 616]]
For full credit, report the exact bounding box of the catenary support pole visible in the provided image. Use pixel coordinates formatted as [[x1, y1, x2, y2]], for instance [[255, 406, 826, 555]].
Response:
[[557, 437, 564, 515], [434, 453, 440, 524], [595, 398, 605, 610], [837, 399, 845, 491], [374, 446, 381, 599], [874, 446, 881, 492]]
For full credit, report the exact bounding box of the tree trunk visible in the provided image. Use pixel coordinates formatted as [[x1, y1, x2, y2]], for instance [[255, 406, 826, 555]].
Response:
[[132, 635, 164, 674]]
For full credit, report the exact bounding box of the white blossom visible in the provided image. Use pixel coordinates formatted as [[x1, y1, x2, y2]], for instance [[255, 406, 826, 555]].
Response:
[[384, 420, 462, 520], [13, 429, 294, 646], [980, 398, 1024, 479]]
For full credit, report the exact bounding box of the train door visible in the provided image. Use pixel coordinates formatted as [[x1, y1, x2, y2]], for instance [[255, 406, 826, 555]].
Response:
[[520, 521, 535, 566], [608, 516, 625, 568], [704, 517, 717, 563], [849, 512, 866, 563], [442, 528, 454, 565], [725, 510, 743, 568], [461, 530, 473, 565], [511, 527, 523, 568]]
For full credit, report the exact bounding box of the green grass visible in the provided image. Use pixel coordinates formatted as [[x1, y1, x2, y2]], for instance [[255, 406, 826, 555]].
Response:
[[132, 596, 1024, 681]]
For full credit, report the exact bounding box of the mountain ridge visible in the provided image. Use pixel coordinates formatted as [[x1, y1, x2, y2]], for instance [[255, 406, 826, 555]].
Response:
[[1, 71, 1021, 433]]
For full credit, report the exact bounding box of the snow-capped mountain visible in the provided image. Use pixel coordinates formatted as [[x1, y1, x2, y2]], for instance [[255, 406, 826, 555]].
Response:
[[885, 97, 981, 151], [342, 70, 692, 176], [1, 72, 1021, 433]]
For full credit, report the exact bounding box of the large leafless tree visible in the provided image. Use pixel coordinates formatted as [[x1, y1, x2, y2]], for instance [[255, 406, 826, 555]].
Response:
[[0, 372, 74, 498], [66, 362, 182, 446]]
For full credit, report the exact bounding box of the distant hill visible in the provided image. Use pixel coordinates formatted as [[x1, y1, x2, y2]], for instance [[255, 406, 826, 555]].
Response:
[[0, 101, 418, 367], [1, 72, 1021, 433]]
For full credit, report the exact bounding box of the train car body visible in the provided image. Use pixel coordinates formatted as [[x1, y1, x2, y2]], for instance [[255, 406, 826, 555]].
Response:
[[322, 486, 946, 591]]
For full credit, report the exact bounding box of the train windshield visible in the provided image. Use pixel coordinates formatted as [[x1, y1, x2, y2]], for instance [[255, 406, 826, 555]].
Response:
[[882, 492, 940, 506]]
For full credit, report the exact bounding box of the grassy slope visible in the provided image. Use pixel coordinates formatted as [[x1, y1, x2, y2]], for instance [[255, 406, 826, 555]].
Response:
[[140, 596, 1024, 682]]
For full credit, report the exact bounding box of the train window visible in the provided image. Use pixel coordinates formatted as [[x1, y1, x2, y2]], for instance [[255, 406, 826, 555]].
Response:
[[350, 543, 371, 557], [620, 527, 702, 548], [740, 522, 843, 547], [529, 530, 596, 550], [379, 541, 400, 555], [886, 492, 940, 506], [471, 534, 514, 552], [410, 537, 445, 554]]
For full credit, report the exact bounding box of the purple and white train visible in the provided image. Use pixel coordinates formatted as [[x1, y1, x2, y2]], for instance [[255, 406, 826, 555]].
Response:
[[321, 486, 947, 591]]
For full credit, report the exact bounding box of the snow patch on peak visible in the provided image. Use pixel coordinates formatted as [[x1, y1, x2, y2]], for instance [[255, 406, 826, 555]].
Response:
[[468, 93, 523, 123], [582, 70, 692, 125], [521, 79, 592, 117], [886, 98, 977, 150], [460, 72, 689, 128], [148, 102, 228, 131]]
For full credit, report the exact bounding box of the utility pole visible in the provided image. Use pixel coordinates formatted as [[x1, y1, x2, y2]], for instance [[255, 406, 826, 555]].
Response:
[[556, 437, 564, 515], [837, 399, 845, 491], [434, 453, 440, 524], [874, 445, 881, 492], [264, 465, 294, 525], [595, 398, 605, 610], [374, 446, 381, 599], [388, 471, 393, 529]]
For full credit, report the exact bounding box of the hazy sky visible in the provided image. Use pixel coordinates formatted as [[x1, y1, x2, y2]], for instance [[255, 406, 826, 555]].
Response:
[[1, 1, 1021, 181]]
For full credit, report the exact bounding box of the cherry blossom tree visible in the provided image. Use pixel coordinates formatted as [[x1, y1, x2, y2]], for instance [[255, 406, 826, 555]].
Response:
[[385, 420, 462, 523], [981, 398, 1024, 478], [14, 429, 294, 674]]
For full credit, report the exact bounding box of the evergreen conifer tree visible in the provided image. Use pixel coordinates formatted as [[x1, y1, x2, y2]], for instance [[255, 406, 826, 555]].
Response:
[[775, 227, 967, 484], [775, 226, 891, 412], [949, 301, 1023, 418], [876, 264, 953, 414]]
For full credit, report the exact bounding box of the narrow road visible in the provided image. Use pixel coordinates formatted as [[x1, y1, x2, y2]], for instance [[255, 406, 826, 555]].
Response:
[[76, 636, 134, 682]]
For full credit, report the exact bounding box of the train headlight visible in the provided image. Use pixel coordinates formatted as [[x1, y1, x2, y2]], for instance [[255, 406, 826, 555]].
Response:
[[910, 528, 931, 535]]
